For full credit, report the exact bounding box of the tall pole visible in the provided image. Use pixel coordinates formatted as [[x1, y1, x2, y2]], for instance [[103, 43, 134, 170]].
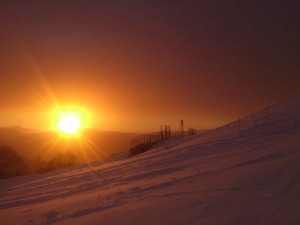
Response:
[[266, 107, 270, 121], [181, 119, 184, 137], [251, 112, 257, 127], [82, 162, 106, 181], [238, 118, 242, 136]]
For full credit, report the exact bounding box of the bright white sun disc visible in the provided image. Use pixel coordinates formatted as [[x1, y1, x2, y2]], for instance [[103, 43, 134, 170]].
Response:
[[57, 113, 82, 134]]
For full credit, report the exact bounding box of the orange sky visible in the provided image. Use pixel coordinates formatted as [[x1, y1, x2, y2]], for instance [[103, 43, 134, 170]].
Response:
[[0, 1, 299, 132]]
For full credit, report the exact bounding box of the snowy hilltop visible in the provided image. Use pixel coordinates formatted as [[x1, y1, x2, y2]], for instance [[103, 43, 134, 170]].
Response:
[[0, 96, 300, 225]]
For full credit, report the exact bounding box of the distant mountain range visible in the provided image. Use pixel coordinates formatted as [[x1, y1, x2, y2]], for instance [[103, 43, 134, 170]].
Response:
[[0, 127, 138, 163]]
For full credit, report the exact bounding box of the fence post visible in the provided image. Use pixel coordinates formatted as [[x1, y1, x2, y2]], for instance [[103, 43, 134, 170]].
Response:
[[238, 118, 242, 136], [251, 112, 257, 127], [266, 107, 270, 121]]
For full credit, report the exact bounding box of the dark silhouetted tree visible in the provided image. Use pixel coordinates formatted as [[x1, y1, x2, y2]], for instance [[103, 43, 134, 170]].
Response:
[[46, 151, 77, 171], [32, 157, 50, 173], [0, 146, 30, 178]]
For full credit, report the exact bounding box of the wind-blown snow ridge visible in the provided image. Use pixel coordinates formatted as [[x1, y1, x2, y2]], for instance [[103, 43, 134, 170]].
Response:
[[0, 96, 300, 225]]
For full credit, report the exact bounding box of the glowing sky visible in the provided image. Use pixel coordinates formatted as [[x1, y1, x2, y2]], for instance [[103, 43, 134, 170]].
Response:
[[0, 1, 299, 132]]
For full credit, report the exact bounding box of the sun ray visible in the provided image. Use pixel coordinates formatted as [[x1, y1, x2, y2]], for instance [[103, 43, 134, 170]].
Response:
[[12, 35, 59, 109], [79, 134, 113, 162]]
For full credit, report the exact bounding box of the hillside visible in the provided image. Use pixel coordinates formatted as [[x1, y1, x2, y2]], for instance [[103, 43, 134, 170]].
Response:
[[0, 96, 299, 225]]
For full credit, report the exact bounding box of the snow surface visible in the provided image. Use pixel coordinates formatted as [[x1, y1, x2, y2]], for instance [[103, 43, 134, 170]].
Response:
[[0, 96, 300, 225]]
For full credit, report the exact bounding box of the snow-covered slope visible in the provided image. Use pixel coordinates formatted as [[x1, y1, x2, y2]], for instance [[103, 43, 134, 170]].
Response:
[[0, 96, 299, 225]]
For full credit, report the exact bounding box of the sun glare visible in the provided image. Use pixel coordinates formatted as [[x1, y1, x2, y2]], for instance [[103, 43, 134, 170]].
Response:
[[57, 112, 82, 135]]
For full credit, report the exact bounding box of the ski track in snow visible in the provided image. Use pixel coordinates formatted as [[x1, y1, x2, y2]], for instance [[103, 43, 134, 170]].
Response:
[[0, 96, 300, 225]]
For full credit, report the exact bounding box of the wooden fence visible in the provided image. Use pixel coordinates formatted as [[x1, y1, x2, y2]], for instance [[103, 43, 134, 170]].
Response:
[[129, 124, 197, 151]]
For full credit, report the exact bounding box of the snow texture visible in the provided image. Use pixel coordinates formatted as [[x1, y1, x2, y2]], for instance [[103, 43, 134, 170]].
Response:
[[0, 96, 300, 225]]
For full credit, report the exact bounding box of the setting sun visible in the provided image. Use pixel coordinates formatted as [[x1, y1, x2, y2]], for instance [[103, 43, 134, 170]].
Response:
[[52, 106, 92, 135], [57, 112, 82, 134]]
